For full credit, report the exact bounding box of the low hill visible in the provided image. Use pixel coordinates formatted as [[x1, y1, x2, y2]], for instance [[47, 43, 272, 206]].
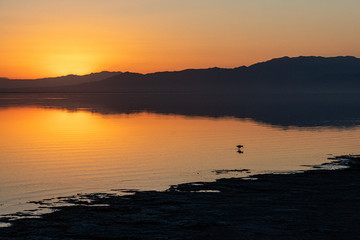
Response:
[[0, 71, 122, 89]]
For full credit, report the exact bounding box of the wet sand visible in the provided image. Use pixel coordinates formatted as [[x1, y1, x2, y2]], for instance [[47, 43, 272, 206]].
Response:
[[1, 157, 360, 240]]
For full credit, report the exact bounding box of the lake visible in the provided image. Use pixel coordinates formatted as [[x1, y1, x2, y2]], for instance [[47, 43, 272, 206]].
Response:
[[0, 93, 360, 219]]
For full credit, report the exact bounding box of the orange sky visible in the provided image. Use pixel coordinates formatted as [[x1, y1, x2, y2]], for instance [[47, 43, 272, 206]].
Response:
[[1, 0, 360, 79]]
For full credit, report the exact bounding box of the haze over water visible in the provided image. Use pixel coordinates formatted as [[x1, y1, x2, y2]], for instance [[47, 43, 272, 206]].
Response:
[[1, 103, 360, 216]]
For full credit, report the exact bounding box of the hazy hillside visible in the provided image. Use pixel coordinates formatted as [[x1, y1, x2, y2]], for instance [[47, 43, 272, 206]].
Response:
[[0, 71, 122, 89], [1, 56, 360, 93]]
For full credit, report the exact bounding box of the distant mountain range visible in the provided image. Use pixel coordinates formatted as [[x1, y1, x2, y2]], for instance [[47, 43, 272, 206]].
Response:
[[1, 56, 360, 93], [0, 71, 122, 89]]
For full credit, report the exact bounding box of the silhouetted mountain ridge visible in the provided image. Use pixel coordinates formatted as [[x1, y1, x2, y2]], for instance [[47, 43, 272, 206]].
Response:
[[245, 56, 360, 81], [1, 56, 360, 93], [0, 71, 122, 89], [59, 56, 360, 93]]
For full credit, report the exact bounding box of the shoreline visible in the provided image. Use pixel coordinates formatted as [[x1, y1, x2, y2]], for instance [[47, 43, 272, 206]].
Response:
[[1, 157, 360, 239]]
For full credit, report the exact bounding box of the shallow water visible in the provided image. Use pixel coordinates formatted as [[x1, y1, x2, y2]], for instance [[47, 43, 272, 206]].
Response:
[[0, 106, 360, 217]]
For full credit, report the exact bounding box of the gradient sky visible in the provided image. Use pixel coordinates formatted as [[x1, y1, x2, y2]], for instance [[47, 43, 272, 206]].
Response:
[[1, 0, 360, 79]]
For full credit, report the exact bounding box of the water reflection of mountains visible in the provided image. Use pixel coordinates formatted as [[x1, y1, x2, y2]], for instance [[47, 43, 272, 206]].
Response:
[[1, 92, 360, 128]]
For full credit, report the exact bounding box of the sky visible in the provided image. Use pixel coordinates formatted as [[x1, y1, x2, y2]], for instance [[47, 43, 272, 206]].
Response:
[[1, 0, 360, 79]]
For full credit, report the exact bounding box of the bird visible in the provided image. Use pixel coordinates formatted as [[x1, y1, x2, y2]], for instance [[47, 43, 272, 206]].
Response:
[[236, 145, 244, 154]]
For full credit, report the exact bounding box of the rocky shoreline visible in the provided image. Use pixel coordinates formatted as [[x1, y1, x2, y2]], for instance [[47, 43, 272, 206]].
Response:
[[1, 156, 360, 239]]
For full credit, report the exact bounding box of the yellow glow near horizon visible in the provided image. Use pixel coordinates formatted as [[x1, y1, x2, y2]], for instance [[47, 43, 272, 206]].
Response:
[[45, 53, 98, 77], [1, 0, 360, 79]]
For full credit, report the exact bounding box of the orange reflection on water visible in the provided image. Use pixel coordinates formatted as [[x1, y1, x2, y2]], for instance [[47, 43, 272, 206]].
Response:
[[0, 107, 111, 145]]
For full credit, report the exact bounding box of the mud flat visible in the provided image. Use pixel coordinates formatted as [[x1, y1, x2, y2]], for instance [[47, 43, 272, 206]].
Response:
[[1, 156, 360, 240]]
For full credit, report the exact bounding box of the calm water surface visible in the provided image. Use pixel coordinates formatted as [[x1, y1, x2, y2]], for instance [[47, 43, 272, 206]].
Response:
[[1, 106, 360, 217]]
